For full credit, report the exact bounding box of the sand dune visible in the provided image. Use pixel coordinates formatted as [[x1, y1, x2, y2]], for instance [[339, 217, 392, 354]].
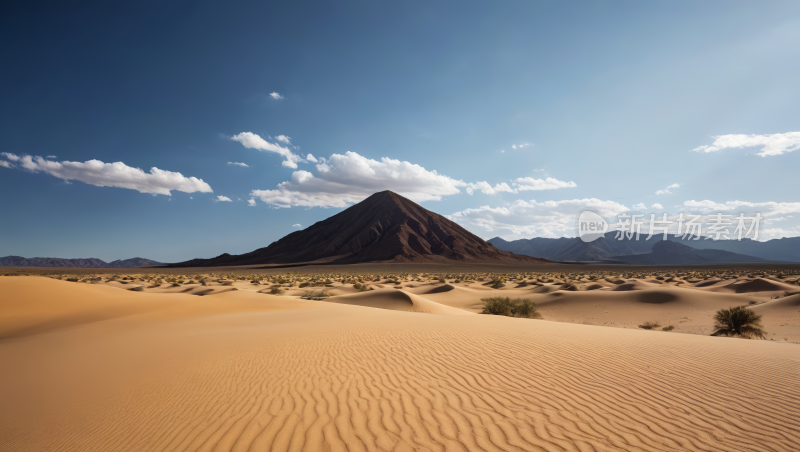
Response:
[[706, 277, 799, 294], [0, 277, 193, 341], [326, 288, 473, 315], [2, 276, 800, 451]]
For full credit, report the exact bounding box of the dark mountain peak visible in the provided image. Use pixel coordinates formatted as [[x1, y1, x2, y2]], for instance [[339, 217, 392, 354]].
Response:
[[169, 191, 546, 267]]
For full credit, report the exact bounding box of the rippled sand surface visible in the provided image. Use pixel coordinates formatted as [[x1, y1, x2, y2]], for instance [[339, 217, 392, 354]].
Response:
[[1, 276, 799, 451]]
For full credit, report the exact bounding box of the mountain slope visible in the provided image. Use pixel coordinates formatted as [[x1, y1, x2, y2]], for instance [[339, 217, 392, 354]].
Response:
[[610, 240, 767, 265], [170, 191, 546, 267], [0, 256, 167, 268], [490, 233, 800, 262]]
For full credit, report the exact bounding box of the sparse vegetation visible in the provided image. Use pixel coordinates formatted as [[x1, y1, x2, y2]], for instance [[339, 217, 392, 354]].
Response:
[[302, 290, 332, 300], [490, 276, 505, 289], [711, 306, 766, 339], [662, 325, 675, 331], [353, 283, 371, 292], [638, 321, 661, 330], [481, 297, 540, 318], [269, 286, 283, 295]]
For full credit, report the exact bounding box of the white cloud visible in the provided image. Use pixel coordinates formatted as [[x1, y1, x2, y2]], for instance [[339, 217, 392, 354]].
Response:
[[230, 132, 303, 169], [683, 200, 800, 217], [632, 203, 647, 210], [46, 155, 57, 159], [269, 92, 284, 100], [0, 160, 13, 169], [448, 199, 629, 240], [1, 152, 20, 162], [2, 153, 212, 196], [247, 198, 256, 206], [250, 151, 467, 208], [227, 161, 249, 167], [514, 177, 576, 191], [692, 132, 800, 157], [465, 177, 576, 195], [274, 135, 291, 144], [511, 142, 533, 150], [656, 183, 680, 195], [217, 195, 232, 202], [465, 181, 516, 195], [651, 203, 664, 210], [306, 154, 318, 163], [760, 227, 800, 240], [292, 224, 301, 228]]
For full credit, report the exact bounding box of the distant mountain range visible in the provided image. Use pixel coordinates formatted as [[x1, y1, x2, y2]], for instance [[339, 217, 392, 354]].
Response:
[[489, 232, 800, 263], [609, 240, 767, 265], [169, 191, 546, 267], [0, 256, 167, 268]]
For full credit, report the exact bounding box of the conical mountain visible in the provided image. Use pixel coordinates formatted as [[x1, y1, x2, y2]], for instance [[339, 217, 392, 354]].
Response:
[[170, 191, 545, 267]]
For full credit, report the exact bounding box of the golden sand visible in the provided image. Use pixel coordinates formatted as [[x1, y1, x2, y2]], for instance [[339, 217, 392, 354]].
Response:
[[1, 276, 799, 451]]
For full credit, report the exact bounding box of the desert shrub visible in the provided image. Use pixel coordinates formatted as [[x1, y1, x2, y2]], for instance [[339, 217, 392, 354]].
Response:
[[480, 297, 540, 318], [638, 321, 660, 330], [298, 281, 311, 288], [491, 277, 505, 289], [171, 283, 181, 287], [269, 286, 283, 295], [301, 290, 332, 300], [662, 325, 675, 331], [353, 283, 370, 292], [711, 306, 766, 339], [438, 277, 446, 283]]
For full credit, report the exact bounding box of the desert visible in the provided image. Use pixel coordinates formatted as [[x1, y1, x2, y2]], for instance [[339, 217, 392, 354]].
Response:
[[2, 262, 800, 451], [4, 2, 800, 451]]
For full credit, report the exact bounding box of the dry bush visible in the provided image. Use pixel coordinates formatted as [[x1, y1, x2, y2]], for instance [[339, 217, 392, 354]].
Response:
[[481, 297, 540, 319], [301, 290, 332, 300], [711, 306, 766, 339], [638, 321, 660, 330]]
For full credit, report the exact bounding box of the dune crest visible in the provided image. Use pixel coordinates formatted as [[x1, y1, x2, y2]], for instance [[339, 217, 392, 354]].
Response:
[[1, 276, 799, 451]]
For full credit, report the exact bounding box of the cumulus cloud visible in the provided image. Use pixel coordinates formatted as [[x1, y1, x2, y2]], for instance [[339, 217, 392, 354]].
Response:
[[514, 177, 576, 191], [465, 177, 576, 195], [292, 224, 301, 228], [0, 160, 13, 169], [651, 203, 664, 210], [448, 199, 629, 240], [1, 152, 20, 162], [269, 92, 284, 100], [2, 153, 212, 196], [656, 183, 680, 195], [632, 203, 647, 210], [306, 154, 318, 163], [692, 132, 800, 157], [227, 161, 249, 167], [682, 200, 800, 217], [511, 142, 533, 150], [274, 135, 291, 144], [247, 198, 256, 206], [465, 181, 516, 196], [230, 132, 303, 168], [217, 195, 232, 202], [250, 151, 467, 208], [760, 227, 800, 240]]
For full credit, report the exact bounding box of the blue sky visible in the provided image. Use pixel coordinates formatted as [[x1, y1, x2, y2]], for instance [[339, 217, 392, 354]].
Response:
[[1, 1, 799, 262]]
